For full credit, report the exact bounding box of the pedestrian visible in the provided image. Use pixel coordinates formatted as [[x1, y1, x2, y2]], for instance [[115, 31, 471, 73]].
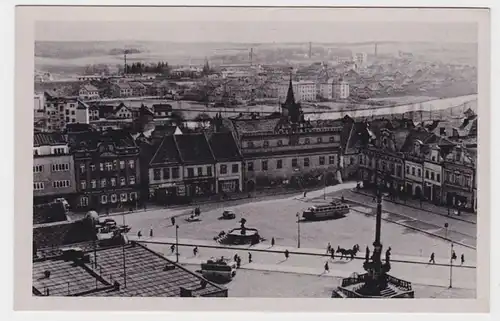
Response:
[[248, 252, 252, 263], [137, 230, 142, 239], [324, 261, 330, 273], [303, 191, 307, 198], [330, 249, 335, 260], [429, 252, 435, 264], [149, 227, 153, 238], [451, 250, 457, 261], [327, 242, 332, 254], [341, 195, 345, 203], [234, 254, 239, 262], [170, 244, 175, 253], [171, 217, 176, 226], [461, 254, 465, 265], [193, 246, 198, 256], [236, 256, 241, 268], [271, 237, 275, 247], [285, 249, 289, 260]]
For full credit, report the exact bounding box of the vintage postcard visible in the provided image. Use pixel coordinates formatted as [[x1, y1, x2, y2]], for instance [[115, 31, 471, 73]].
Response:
[[14, 5, 490, 313]]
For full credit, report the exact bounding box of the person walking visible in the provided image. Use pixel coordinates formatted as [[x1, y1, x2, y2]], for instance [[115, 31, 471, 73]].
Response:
[[171, 217, 176, 226], [330, 248, 335, 260], [327, 242, 332, 254], [170, 244, 175, 254], [324, 261, 330, 273], [429, 252, 435, 264], [236, 256, 241, 268], [248, 252, 252, 263], [137, 230, 142, 239], [284, 249, 289, 260], [271, 237, 275, 247], [149, 227, 153, 238], [461, 254, 465, 265], [234, 254, 239, 262], [193, 246, 198, 256], [303, 191, 307, 198]]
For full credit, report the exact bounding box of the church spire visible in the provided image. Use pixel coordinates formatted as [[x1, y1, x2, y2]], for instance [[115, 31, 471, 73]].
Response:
[[285, 73, 295, 105]]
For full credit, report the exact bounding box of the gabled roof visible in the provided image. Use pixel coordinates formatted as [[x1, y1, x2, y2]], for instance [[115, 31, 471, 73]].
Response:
[[113, 103, 130, 114], [208, 132, 242, 162], [128, 81, 146, 89], [152, 104, 173, 113], [81, 84, 99, 92], [174, 134, 215, 165], [231, 118, 281, 136], [68, 129, 137, 150], [115, 82, 131, 90], [33, 133, 67, 147], [149, 135, 182, 166]]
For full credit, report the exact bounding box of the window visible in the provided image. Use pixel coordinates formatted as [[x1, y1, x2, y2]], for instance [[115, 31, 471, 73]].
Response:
[[304, 158, 310, 167], [247, 162, 254, 171], [163, 168, 170, 180], [329, 136, 335, 143], [277, 140, 283, 146], [80, 181, 86, 190], [90, 164, 96, 171], [33, 165, 43, 173], [120, 193, 127, 202], [431, 156, 436, 162], [71, 110, 75, 115], [110, 194, 118, 203], [262, 160, 268, 171], [197, 167, 203, 176], [100, 178, 107, 188], [187, 168, 194, 178], [304, 138, 310, 145], [431, 172, 435, 180], [396, 165, 402, 178], [319, 156, 325, 165], [232, 164, 239, 173], [120, 177, 126, 186], [34, 149, 39, 156], [263, 141, 269, 148], [65, 110, 69, 115], [80, 164, 86, 173], [105, 162, 112, 171], [101, 195, 108, 204], [66, 117, 70, 122], [406, 166, 410, 174], [91, 179, 97, 189], [220, 165, 227, 174], [100, 163, 104, 171], [247, 141, 254, 148], [153, 169, 161, 180], [207, 166, 213, 176], [411, 167, 415, 176], [172, 167, 180, 179], [329, 155, 335, 165], [277, 159, 283, 169], [128, 160, 135, 169], [292, 158, 298, 167], [33, 182, 44, 190], [111, 178, 116, 187], [129, 176, 136, 185], [120, 161, 125, 169], [425, 170, 429, 179], [317, 137, 323, 143], [80, 197, 89, 207], [417, 169, 421, 177], [436, 173, 441, 182], [52, 163, 70, 172], [52, 180, 70, 188]]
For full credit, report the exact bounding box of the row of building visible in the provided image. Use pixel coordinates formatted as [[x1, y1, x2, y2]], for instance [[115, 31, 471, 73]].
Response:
[[33, 79, 477, 212]]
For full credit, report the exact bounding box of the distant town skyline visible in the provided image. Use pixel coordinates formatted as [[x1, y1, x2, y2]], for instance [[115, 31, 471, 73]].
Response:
[[36, 21, 478, 44]]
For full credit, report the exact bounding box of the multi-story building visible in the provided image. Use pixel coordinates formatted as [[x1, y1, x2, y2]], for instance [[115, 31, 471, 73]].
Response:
[[353, 52, 368, 67], [152, 104, 173, 118], [113, 103, 133, 119], [333, 80, 350, 99], [318, 78, 334, 100], [423, 144, 444, 204], [225, 80, 343, 191], [78, 84, 100, 100], [128, 81, 147, 97], [70, 129, 141, 211], [174, 134, 217, 197], [33, 133, 76, 204], [403, 141, 425, 199], [111, 82, 133, 98], [278, 80, 316, 102], [43, 93, 90, 132], [442, 144, 476, 211], [209, 132, 243, 194], [148, 135, 184, 203]]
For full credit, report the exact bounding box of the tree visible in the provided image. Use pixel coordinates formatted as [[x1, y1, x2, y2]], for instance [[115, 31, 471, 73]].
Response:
[[195, 112, 212, 130], [170, 111, 185, 127]]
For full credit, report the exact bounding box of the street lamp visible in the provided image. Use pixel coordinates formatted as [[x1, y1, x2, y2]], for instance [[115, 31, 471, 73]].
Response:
[[449, 243, 454, 288], [296, 212, 301, 248], [175, 224, 180, 263], [444, 222, 449, 240]]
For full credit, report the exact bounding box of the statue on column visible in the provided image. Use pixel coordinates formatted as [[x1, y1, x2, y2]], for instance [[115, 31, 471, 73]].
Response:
[[385, 246, 392, 264], [365, 246, 370, 262]]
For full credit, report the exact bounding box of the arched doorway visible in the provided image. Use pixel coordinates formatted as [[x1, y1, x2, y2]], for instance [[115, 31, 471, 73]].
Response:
[[415, 186, 422, 199], [246, 180, 255, 192]]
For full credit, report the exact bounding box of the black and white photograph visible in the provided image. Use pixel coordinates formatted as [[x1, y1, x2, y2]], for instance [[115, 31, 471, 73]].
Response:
[[13, 4, 491, 313]]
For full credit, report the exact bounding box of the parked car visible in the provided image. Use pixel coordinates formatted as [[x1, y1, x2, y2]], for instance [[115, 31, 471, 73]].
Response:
[[221, 210, 236, 220]]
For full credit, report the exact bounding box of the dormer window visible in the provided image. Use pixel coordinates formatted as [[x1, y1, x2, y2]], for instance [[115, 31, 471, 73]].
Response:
[[263, 141, 269, 148]]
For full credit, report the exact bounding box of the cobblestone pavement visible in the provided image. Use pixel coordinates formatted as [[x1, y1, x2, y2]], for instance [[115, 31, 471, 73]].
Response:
[[136, 239, 475, 290], [324, 190, 477, 248], [180, 266, 476, 298]]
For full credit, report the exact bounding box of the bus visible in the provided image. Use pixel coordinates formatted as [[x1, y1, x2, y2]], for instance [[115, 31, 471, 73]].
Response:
[[302, 203, 350, 221], [200, 258, 237, 281]]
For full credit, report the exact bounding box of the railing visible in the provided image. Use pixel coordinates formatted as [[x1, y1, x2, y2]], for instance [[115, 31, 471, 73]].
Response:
[[341, 273, 368, 287], [387, 274, 413, 291]]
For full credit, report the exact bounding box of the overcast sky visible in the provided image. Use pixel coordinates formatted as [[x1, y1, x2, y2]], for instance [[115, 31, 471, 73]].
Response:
[[36, 21, 478, 43]]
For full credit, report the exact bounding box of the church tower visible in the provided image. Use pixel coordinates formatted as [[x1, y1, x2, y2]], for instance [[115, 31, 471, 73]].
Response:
[[281, 75, 302, 123]]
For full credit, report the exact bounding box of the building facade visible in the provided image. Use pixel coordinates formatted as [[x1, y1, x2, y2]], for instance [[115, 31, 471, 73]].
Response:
[[333, 81, 350, 99], [70, 130, 141, 211], [209, 132, 243, 194], [33, 133, 76, 204], [278, 80, 316, 102], [423, 145, 443, 204], [78, 84, 100, 100], [112, 83, 133, 98], [43, 93, 90, 132], [442, 144, 476, 211]]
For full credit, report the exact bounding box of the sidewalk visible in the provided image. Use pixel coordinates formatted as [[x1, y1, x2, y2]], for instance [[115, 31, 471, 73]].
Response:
[[351, 189, 476, 224], [132, 236, 476, 267]]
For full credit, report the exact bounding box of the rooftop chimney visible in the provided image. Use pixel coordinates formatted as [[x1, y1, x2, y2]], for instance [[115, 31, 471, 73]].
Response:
[[180, 287, 193, 297]]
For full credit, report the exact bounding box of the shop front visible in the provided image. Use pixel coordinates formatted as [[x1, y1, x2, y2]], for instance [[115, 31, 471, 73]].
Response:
[[218, 178, 241, 194], [184, 178, 216, 197], [150, 182, 185, 205]]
